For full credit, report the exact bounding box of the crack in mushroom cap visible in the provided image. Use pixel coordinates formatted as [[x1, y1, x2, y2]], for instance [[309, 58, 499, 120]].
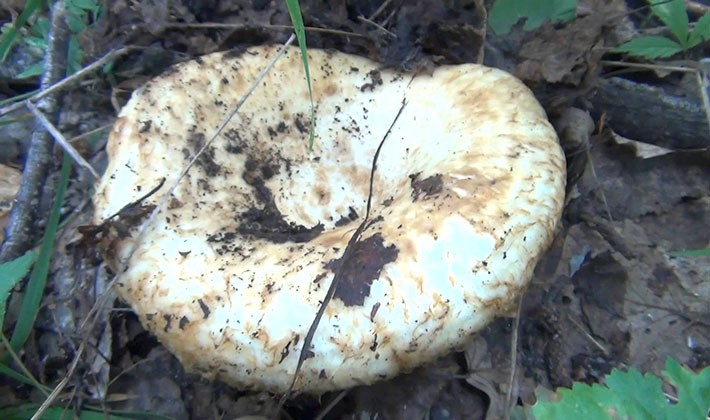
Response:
[[93, 45, 565, 393]]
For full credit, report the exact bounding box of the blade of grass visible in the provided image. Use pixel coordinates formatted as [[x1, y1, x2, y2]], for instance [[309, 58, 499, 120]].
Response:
[[284, 0, 316, 148], [0, 0, 44, 61], [8, 153, 72, 352], [0, 333, 49, 395], [0, 90, 38, 107]]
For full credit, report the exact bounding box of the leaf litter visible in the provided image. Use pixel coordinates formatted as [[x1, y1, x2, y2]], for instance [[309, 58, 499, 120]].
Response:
[[0, 0, 708, 419]]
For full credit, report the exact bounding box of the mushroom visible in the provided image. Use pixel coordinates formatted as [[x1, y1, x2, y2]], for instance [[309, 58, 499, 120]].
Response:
[[92, 45, 565, 393]]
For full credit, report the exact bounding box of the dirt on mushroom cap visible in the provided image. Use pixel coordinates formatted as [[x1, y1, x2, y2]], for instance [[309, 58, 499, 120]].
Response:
[[92, 45, 565, 393]]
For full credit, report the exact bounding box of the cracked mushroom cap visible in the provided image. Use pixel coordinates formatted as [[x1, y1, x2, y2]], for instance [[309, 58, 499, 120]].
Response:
[[93, 45, 565, 393]]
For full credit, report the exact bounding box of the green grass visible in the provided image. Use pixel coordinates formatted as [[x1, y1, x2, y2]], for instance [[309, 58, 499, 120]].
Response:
[[284, 0, 316, 148]]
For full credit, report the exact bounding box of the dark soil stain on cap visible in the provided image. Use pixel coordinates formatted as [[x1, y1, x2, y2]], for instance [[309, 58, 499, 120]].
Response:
[[325, 234, 398, 306]]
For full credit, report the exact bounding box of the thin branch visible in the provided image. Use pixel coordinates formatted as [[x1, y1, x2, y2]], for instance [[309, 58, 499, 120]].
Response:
[[166, 22, 366, 39], [0, 1, 70, 263], [0, 46, 133, 118], [26, 101, 100, 179], [276, 95, 410, 414]]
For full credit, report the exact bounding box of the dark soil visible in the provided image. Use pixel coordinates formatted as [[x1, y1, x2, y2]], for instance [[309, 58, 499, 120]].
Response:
[[0, 1, 708, 419]]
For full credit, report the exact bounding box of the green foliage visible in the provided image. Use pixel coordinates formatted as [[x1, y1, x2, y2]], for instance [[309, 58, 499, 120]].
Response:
[[284, 0, 316, 149], [532, 358, 710, 419], [0, 251, 36, 329], [7, 154, 72, 354], [669, 248, 710, 257], [0, 0, 101, 78], [489, 0, 577, 35], [615, 0, 710, 59]]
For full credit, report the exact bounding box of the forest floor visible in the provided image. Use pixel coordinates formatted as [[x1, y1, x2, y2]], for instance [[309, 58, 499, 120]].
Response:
[[0, 0, 708, 419]]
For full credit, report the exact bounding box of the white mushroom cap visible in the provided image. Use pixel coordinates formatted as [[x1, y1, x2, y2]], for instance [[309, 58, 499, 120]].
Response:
[[93, 45, 565, 393]]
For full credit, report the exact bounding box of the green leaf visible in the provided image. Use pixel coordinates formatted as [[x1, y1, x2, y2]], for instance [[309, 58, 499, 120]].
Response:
[[489, 0, 577, 35], [284, 0, 316, 149], [0, 251, 36, 329], [649, 0, 689, 46], [8, 154, 72, 353], [0, 362, 36, 386], [67, 34, 84, 75], [664, 358, 710, 419], [615, 35, 684, 58], [0, 0, 43, 61], [688, 11, 710, 47], [15, 61, 44, 79], [532, 360, 710, 420], [668, 248, 710, 257]]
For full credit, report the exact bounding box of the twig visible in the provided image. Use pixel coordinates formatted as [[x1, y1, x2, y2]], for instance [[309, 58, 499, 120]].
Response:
[[357, 16, 397, 38], [26, 101, 100, 179], [165, 22, 365, 39], [369, 0, 394, 21], [31, 341, 85, 420], [276, 95, 410, 414], [0, 47, 132, 118], [600, 60, 698, 73], [314, 389, 350, 420], [0, 1, 70, 264]]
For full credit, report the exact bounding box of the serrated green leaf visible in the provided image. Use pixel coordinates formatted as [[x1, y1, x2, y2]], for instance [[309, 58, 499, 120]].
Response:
[[664, 358, 710, 419], [649, 0, 689, 46], [688, 11, 710, 47], [533, 360, 710, 420], [604, 368, 668, 418], [615, 35, 684, 58], [0, 251, 36, 328]]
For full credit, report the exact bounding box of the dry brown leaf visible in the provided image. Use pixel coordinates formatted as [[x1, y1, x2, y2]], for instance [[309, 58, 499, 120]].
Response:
[[0, 164, 22, 243]]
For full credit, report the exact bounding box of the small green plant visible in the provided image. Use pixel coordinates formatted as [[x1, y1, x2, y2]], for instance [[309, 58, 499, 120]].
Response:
[[488, 0, 577, 35], [0, 0, 101, 78], [531, 358, 710, 419], [616, 0, 710, 59]]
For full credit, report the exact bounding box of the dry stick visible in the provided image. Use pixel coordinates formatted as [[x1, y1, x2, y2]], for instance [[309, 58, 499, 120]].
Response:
[[276, 97, 409, 415], [357, 15, 397, 38], [166, 22, 366, 39], [31, 341, 86, 420], [314, 389, 350, 420], [0, 46, 133, 118], [33, 34, 298, 415], [0, 2, 70, 264], [368, 0, 394, 21], [26, 101, 100, 179]]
